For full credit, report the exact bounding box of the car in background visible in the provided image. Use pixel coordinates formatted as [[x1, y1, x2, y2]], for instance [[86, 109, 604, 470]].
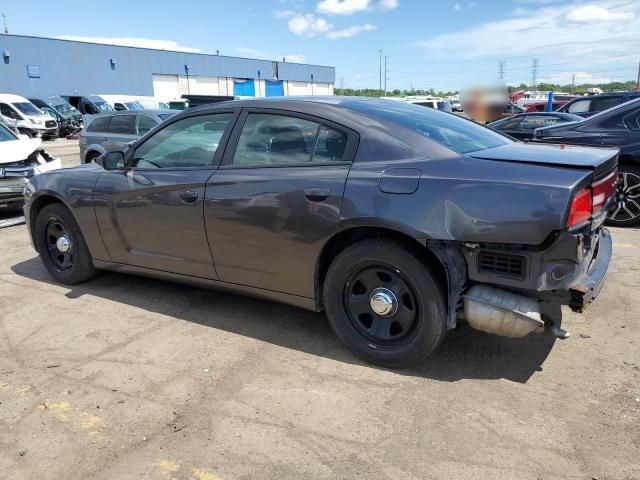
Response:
[[447, 98, 463, 112], [0, 122, 62, 208], [26, 97, 615, 367], [404, 96, 453, 112], [535, 97, 640, 226], [29, 96, 84, 138], [523, 101, 568, 113], [79, 110, 176, 163], [0, 94, 58, 139], [489, 103, 525, 122], [61, 95, 115, 116], [558, 92, 640, 118], [488, 112, 582, 141]]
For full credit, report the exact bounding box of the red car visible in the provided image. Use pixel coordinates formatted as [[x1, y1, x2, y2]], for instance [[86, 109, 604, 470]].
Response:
[[524, 101, 568, 112]]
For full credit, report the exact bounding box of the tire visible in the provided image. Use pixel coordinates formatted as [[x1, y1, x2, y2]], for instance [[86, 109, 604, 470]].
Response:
[[323, 239, 447, 368], [605, 163, 640, 227], [34, 203, 98, 284], [84, 151, 101, 164]]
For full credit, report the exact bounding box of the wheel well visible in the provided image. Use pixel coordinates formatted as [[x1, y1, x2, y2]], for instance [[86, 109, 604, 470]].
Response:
[[84, 150, 101, 163], [29, 195, 64, 250], [315, 226, 448, 311]]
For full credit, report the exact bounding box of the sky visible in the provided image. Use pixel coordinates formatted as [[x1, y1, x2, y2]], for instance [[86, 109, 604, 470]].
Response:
[[3, 0, 640, 91]]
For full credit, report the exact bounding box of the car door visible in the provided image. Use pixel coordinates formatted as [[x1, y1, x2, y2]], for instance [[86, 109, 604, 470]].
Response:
[[600, 106, 640, 154], [204, 109, 358, 298], [106, 114, 138, 152], [94, 110, 239, 278]]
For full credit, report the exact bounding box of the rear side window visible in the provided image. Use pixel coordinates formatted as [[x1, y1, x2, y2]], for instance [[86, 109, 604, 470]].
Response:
[[109, 115, 136, 134], [345, 99, 511, 154], [590, 97, 623, 112], [87, 116, 111, 132], [566, 99, 591, 114], [623, 109, 640, 131], [136, 115, 158, 135], [521, 115, 560, 130], [492, 116, 522, 130]]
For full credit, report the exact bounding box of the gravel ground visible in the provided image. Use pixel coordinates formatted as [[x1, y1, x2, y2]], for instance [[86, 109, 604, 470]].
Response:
[[1, 139, 639, 479]]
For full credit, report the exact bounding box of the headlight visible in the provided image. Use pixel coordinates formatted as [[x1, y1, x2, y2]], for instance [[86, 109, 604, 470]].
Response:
[[23, 180, 36, 199]]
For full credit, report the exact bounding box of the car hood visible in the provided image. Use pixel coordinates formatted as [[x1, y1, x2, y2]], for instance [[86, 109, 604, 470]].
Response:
[[468, 142, 618, 176], [0, 138, 43, 165]]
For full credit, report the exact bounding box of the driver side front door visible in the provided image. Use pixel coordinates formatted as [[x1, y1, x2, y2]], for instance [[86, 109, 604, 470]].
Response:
[[94, 110, 238, 279]]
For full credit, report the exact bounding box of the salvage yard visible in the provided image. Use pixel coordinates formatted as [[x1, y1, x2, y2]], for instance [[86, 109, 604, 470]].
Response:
[[0, 140, 639, 479]]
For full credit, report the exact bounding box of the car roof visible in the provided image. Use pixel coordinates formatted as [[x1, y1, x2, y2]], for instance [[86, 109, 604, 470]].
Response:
[[91, 109, 176, 117], [0, 93, 31, 103]]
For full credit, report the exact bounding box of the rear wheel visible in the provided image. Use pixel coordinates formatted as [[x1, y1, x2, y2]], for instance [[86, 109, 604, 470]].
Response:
[[606, 164, 640, 227], [34, 203, 97, 284], [323, 239, 447, 368]]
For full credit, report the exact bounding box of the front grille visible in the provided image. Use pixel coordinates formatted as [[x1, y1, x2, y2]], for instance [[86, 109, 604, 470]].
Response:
[[478, 251, 526, 280], [45, 120, 56, 128]]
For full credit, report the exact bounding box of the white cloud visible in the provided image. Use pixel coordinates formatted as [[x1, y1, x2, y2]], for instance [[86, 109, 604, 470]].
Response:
[[565, 4, 633, 23], [453, 3, 461, 11], [56, 36, 201, 53], [317, 0, 369, 15], [327, 23, 377, 38], [275, 9, 297, 18], [539, 71, 613, 85], [378, 0, 399, 10], [288, 14, 333, 36]]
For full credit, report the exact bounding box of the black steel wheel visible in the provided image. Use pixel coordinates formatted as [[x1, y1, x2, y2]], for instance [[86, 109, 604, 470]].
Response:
[[34, 203, 98, 284], [344, 265, 419, 346], [606, 165, 640, 227], [324, 239, 447, 368]]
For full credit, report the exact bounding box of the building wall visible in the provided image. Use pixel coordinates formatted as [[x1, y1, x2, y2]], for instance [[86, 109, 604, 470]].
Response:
[[0, 35, 335, 98]]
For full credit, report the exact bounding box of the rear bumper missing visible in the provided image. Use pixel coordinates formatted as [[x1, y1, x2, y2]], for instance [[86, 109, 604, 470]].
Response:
[[567, 228, 611, 312]]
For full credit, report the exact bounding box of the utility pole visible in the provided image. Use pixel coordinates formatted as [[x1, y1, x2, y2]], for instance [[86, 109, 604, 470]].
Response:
[[339, 76, 344, 89], [384, 55, 388, 96], [2, 13, 8, 35], [531, 58, 538, 90], [636, 59, 640, 90], [498, 60, 505, 80], [378, 49, 383, 97], [571, 73, 576, 93]]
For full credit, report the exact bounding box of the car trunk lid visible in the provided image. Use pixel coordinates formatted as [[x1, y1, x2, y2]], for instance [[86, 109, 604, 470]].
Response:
[[468, 142, 618, 177]]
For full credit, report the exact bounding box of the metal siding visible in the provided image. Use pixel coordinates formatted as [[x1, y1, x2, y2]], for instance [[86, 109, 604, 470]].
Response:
[[0, 35, 334, 97]]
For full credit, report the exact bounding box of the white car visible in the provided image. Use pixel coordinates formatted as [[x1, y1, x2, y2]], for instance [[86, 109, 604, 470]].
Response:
[[0, 93, 58, 139], [0, 122, 62, 208]]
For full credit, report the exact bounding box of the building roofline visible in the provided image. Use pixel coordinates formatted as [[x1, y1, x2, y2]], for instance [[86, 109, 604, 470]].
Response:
[[1, 34, 335, 70]]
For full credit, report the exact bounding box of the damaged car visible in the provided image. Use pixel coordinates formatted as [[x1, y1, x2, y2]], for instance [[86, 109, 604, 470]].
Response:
[[24, 98, 615, 367], [0, 122, 62, 209]]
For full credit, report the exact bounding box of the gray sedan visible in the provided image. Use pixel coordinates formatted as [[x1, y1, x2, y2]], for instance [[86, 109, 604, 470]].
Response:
[[25, 98, 615, 367], [79, 110, 175, 163]]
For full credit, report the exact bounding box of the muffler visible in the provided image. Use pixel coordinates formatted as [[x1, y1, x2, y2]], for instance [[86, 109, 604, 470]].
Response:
[[462, 285, 544, 338]]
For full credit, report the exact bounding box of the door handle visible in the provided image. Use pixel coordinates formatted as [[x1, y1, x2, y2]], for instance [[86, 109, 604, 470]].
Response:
[[179, 190, 199, 203], [304, 188, 330, 202]]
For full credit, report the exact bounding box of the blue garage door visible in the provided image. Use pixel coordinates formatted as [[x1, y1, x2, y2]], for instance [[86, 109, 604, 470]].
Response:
[[265, 80, 285, 97], [233, 79, 255, 97]]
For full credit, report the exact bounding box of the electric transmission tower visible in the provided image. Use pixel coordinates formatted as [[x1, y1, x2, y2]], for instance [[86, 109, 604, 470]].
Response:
[[531, 58, 538, 89]]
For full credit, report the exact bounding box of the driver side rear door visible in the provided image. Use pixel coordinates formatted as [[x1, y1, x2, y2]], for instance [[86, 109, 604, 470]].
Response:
[[94, 109, 239, 278]]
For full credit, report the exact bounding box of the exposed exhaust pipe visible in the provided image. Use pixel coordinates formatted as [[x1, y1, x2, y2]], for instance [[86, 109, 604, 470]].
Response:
[[462, 285, 544, 338]]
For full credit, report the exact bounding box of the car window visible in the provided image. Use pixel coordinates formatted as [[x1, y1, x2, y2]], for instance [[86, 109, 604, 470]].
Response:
[[345, 99, 511, 154], [132, 113, 233, 169], [491, 116, 522, 130], [87, 116, 111, 132], [13, 102, 42, 115], [566, 99, 591, 114], [0, 123, 17, 141], [0, 103, 21, 119], [313, 126, 348, 161], [623, 109, 640, 131], [232, 113, 319, 166], [136, 115, 158, 135], [590, 97, 623, 112], [108, 115, 136, 134], [521, 115, 561, 130], [158, 113, 175, 121]]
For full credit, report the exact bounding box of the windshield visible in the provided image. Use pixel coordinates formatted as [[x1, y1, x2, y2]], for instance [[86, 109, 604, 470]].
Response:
[[344, 99, 512, 154], [124, 101, 144, 110], [13, 102, 43, 116], [94, 101, 115, 112], [0, 123, 18, 141], [51, 100, 80, 116]]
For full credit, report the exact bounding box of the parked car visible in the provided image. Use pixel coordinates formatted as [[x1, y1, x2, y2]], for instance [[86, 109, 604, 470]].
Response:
[[0, 94, 58, 139], [29, 96, 83, 138], [488, 112, 582, 141], [79, 110, 176, 163], [535, 97, 640, 226], [405, 97, 453, 112], [523, 101, 568, 112], [61, 95, 115, 116], [558, 92, 640, 118], [24, 98, 615, 368], [488, 103, 525, 122], [0, 122, 62, 208]]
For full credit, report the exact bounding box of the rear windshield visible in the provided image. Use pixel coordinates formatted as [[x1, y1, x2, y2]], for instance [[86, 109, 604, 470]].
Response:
[[94, 101, 115, 113], [344, 99, 511, 154], [13, 102, 42, 115]]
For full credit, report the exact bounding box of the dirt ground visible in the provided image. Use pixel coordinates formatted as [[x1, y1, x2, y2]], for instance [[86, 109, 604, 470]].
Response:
[[1, 140, 639, 479]]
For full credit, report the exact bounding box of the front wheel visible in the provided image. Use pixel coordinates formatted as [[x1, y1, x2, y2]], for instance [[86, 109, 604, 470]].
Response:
[[34, 203, 98, 284], [323, 239, 447, 368], [606, 164, 640, 227]]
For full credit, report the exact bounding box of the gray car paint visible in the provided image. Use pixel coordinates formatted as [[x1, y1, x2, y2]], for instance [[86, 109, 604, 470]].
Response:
[[24, 97, 617, 311]]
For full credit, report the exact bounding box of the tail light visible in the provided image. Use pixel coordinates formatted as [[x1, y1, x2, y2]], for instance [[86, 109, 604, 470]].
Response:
[[567, 169, 618, 228]]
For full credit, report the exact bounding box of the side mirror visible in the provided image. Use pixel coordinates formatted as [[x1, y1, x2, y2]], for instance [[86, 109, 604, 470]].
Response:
[[95, 151, 126, 170]]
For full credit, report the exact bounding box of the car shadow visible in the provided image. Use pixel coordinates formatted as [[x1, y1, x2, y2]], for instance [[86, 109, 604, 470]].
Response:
[[11, 256, 556, 383]]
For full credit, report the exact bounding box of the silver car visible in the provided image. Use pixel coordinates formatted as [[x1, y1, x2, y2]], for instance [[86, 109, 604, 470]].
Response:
[[79, 110, 175, 163]]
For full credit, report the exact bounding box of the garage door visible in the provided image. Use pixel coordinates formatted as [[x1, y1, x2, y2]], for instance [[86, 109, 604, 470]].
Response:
[[287, 81, 309, 96], [192, 76, 220, 95], [152, 74, 180, 100], [313, 83, 331, 95]]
